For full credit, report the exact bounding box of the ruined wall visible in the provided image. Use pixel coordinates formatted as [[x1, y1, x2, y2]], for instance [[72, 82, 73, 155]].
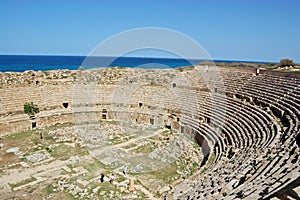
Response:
[[2, 66, 298, 136], [260, 69, 300, 78], [0, 69, 182, 135]]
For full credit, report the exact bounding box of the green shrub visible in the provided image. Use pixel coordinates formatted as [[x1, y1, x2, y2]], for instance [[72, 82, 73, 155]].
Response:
[[278, 59, 296, 68], [23, 102, 39, 116]]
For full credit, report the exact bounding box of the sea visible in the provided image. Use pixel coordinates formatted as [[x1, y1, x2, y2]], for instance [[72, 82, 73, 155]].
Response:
[[0, 55, 264, 72]]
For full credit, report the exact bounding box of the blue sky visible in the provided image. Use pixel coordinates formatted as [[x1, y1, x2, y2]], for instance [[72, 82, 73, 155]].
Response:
[[0, 0, 299, 62]]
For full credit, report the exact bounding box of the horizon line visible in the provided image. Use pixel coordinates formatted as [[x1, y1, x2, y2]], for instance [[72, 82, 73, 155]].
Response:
[[0, 54, 281, 64]]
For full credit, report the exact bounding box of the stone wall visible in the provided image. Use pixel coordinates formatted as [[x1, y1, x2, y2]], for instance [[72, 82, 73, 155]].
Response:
[[260, 68, 300, 78], [1, 66, 299, 199]]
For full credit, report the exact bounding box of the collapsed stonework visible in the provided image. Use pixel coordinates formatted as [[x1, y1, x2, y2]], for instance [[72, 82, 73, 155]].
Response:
[[0, 66, 299, 199]]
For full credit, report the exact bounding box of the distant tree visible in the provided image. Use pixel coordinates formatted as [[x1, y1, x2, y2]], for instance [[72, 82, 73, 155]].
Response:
[[277, 59, 296, 68], [23, 102, 39, 116]]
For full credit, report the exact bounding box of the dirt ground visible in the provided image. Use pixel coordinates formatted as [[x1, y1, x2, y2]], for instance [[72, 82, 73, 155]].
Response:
[[0, 121, 202, 199]]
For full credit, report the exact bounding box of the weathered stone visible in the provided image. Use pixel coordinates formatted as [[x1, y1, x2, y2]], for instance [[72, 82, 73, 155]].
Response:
[[128, 178, 135, 191], [6, 147, 19, 153], [25, 153, 48, 163], [159, 185, 171, 194], [62, 166, 71, 173], [76, 179, 89, 188], [93, 186, 100, 194]]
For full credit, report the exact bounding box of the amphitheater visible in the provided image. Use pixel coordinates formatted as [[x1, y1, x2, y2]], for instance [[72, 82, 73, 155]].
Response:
[[0, 64, 299, 199]]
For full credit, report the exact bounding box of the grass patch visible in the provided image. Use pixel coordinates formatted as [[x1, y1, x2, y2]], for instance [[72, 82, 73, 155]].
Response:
[[9, 177, 37, 189], [98, 181, 119, 193], [78, 158, 108, 181], [134, 143, 153, 153], [122, 143, 137, 149], [6, 122, 73, 141], [81, 158, 106, 172], [200, 167, 208, 174], [108, 136, 128, 145], [161, 129, 171, 136], [47, 122, 74, 130], [45, 184, 57, 194], [148, 134, 160, 140], [206, 151, 216, 166], [143, 163, 180, 184], [45, 191, 78, 200], [6, 129, 37, 141], [50, 144, 88, 160], [192, 161, 199, 168]]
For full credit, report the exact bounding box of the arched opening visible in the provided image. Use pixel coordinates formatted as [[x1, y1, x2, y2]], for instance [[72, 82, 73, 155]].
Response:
[[62, 102, 69, 108], [150, 118, 154, 125], [102, 109, 107, 120], [31, 122, 37, 129]]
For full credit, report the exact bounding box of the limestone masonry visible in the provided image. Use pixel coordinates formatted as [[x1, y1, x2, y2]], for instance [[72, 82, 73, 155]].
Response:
[[0, 65, 299, 199]]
